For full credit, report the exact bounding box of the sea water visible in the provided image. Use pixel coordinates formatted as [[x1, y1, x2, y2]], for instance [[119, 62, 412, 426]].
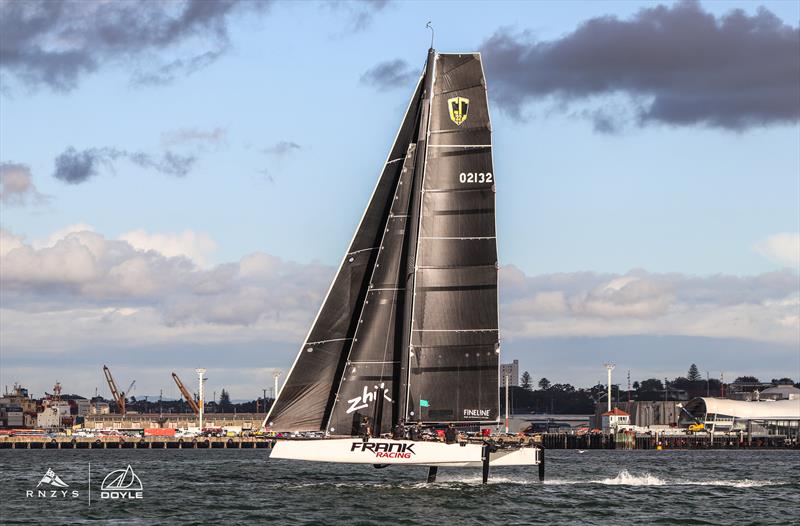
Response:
[[1, 449, 797, 524]]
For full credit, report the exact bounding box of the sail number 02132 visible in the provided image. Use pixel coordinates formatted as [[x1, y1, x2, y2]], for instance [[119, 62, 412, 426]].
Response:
[[459, 172, 493, 184]]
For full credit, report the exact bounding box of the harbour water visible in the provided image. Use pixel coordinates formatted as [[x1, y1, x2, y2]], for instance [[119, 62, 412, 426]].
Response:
[[1, 449, 797, 524]]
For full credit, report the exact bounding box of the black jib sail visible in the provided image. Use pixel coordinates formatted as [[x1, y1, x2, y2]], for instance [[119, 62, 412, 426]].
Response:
[[266, 50, 498, 433]]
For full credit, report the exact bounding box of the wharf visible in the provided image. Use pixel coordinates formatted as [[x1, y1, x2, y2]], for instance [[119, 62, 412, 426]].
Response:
[[539, 432, 797, 450], [0, 436, 273, 449]]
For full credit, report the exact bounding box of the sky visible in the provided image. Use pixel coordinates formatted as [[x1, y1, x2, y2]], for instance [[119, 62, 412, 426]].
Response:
[[1, 0, 798, 400]]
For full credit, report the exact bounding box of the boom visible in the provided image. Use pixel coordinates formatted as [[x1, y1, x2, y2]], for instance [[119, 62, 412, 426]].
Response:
[[103, 365, 126, 415], [172, 372, 200, 414]]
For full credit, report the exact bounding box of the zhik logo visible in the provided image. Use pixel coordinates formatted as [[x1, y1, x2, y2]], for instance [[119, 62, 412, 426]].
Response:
[[26, 468, 79, 498], [100, 465, 143, 500]]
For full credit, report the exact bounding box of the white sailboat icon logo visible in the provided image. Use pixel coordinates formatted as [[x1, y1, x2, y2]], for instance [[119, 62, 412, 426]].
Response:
[[101, 465, 143, 491], [37, 468, 69, 488]]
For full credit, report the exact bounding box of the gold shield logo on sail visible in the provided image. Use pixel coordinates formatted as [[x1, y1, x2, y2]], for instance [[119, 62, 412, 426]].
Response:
[[447, 96, 469, 126]]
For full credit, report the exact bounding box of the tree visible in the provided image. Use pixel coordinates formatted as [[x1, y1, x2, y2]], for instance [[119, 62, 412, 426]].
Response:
[[538, 377, 551, 390], [734, 376, 760, 384], [521, 371, 532, 390], [687, 363, 701, 382], [219, 389, 232, 412], [639, 378, 664, 392], [632, 381, 640, 390]]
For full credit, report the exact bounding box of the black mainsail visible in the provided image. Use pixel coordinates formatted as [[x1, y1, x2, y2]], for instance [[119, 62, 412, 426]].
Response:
[[267, 50, 498, 433]]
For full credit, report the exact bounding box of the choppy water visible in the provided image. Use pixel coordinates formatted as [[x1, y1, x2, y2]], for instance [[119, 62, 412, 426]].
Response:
[[1, 449, 797, 525]]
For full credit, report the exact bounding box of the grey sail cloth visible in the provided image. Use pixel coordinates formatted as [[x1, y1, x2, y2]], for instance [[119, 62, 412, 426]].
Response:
[[267, 51, 498, 433]]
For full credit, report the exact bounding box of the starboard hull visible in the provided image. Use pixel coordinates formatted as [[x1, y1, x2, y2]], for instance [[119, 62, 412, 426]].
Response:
[[269, 438, 541, 467]]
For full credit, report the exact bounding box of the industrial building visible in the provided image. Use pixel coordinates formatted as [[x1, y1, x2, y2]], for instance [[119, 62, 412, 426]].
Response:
[[681, 397, 800, 437]]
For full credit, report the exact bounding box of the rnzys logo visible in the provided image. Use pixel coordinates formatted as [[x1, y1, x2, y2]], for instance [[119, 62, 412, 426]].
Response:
[[447, 96, 469, 126], [346, 383, 393, 414], [101, 465, 143, 500], [26, 468, 79, 498]]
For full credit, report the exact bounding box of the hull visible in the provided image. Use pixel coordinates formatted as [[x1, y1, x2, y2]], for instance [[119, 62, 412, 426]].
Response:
[[270, 438, 541, 467]]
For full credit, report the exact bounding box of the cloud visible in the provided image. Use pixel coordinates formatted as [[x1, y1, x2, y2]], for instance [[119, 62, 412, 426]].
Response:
[[261, 141, 302, 156], [0, 0, 268, 92], [119, 229, 218, 267], [360, 59, 418, 90], [53, 147, 196, 184], [499, 266, 799, 345], [130, 48, 228, 87], [754, 233, 800, 267], [480, 0, 800, 130], [160, 127, 227, 147], [1, 225, 797, 396], [328, 0, 391, 33], [0, 162, 47, 205]]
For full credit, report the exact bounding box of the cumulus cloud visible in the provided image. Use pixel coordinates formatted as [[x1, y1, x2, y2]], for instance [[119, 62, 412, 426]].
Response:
[[480, 0, 800, 130], [53, 147, 196, 184], [118, 229, 218, 267], [360, 59, 418, 90], [0, 226, 331, 329], [0, 162, 47, 205], [0, 0, 269, 92], [499, 265, 799, 345], [754, 233, 800, 267], [1, 226, 797, 395]]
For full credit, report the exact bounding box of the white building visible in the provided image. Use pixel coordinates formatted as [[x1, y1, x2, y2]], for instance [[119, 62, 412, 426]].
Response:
[[37, 403, 72, 428], [760, 385, 800, 401], [601, 407, 630, 431], [500, 360, 519, 387], [681, 397, 800, 435]]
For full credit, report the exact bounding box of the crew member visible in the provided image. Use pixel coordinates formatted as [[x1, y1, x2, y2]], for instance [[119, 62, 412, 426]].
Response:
[[393, 419, 406, 440], [359, 416, 372, 442], [409, 422, 421, 441], [445, 423, 457, 444]]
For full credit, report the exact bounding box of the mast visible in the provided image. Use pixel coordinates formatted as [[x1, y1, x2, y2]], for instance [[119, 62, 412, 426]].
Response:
[[400, 48, 437, 421]]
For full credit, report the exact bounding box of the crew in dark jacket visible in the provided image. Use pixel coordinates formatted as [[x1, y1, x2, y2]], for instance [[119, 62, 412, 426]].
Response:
[[445, 424, 458, 444], [393, 419, 406, 440]]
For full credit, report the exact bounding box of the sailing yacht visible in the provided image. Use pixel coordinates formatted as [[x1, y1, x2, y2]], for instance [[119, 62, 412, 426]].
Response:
[[266, 47, 543, 482]]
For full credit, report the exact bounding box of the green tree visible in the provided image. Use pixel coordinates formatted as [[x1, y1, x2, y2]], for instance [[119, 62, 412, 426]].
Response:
[[219, 389, 232, 412], [538, 377, 551, 390], [687, 363, 701, 382], [639, 378, 664, 392], [521, 371, 532, 390]]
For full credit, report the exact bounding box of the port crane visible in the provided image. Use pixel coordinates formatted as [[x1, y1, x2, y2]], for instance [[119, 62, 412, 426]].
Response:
[[172, 372, 199, 414], [103, 365, 134, 415]]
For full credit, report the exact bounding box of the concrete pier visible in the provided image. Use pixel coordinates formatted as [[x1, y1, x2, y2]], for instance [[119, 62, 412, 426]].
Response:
[[0, 436, 273, 450]]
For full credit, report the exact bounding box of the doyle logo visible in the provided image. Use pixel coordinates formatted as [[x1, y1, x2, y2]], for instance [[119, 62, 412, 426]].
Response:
[[100, 465, 143, 500], [346, 383, 393, 414], [463, 408, 490, 419], [26, 468, 79, 498], [351, 441, 416, 459], [448, 96, 469, 126]]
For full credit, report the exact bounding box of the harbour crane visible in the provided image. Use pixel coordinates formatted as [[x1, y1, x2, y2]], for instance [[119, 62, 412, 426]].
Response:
[[172, 372, 199, 415], [103, 365, 126, 415]]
